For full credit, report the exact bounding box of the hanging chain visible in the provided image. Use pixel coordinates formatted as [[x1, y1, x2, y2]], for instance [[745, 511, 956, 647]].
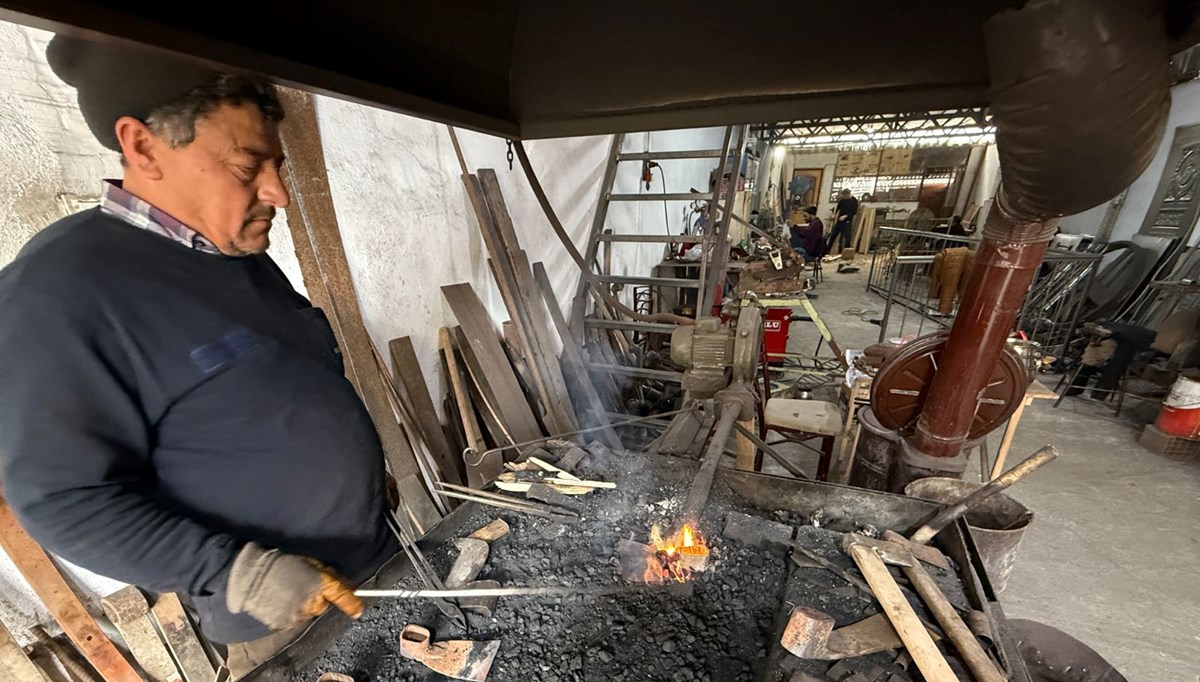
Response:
[[505, 139, 514, 170]]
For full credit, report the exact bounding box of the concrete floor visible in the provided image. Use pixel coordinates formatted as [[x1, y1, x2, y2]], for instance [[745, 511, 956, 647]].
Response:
[[776, 263, 1200, 681]]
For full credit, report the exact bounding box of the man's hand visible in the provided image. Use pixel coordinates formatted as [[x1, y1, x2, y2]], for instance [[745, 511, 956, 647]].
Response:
[[226, 542, 364, 631]]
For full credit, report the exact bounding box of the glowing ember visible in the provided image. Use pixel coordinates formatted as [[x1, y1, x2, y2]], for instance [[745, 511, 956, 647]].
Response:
[[645, 523, 710, 583]]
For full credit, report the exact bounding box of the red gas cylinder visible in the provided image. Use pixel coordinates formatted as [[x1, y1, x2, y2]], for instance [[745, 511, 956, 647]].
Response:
[[1155, 374, 1200, 438], [763, 308, 792, 365]]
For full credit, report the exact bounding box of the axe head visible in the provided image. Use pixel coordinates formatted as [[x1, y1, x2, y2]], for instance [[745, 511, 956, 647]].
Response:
[[780, 606, 835, 658], [400, 624, 500, 682]]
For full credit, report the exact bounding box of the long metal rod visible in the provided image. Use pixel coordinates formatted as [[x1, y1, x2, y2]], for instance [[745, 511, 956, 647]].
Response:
[[699, 126, 744, 316], [732, 423, 808, 479], [680, 402, 742, 524], [877, 250, 903, 343], [385, 507, 467, 629], [433, 484, 578, 519], [474, 406, 699, 461], [357, 583, 689, 599]]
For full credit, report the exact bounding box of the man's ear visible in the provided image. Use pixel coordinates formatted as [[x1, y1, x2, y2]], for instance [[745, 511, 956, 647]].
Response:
[[114, 116, 163, 180]]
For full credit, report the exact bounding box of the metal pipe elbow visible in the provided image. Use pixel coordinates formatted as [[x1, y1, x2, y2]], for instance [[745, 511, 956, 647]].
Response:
[[984, 0, 1172, 229]]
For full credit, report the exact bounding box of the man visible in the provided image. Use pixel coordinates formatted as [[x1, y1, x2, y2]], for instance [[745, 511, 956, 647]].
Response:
[[0, 37, 394, 676], [788, 206, 824, 261], [828, 188, 859, 253]]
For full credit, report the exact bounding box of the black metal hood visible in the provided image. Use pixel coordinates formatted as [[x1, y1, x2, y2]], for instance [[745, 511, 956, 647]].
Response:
[[1, 0, 1197, 139]]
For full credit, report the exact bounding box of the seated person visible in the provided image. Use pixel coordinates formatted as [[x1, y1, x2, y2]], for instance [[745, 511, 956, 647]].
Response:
[[789, 206, 825, 261]]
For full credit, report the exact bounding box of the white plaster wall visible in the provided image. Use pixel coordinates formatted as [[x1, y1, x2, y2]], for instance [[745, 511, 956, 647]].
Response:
[[0, 24, 116, 264], [1058, 79, 1200, 247], [313, 97, 616, 398]]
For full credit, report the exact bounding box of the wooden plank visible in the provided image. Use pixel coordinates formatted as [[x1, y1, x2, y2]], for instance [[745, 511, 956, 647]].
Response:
[[495, 320, 543, 432], [150, 594, 214, 682], [438, 328, 485, 455], [473, 171, 577, 434], [101, 587, 182, 682], [512, 249, 578, 424], [532, 262, 622, 449], [0, 498, 142, 682], [441, 284, 543, 443], [278, 88, 440, 528], [389, 337, 464, 487], [458, 173, 554, 427], [0, 617, 47, 682], [451, 327, 518, 448]]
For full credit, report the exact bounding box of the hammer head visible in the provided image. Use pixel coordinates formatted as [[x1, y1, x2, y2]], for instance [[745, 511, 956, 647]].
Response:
[[841, 533, 913, 567]]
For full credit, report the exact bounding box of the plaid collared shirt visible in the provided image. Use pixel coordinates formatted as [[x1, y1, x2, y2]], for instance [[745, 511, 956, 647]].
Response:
[[99, 180, 221, 254]]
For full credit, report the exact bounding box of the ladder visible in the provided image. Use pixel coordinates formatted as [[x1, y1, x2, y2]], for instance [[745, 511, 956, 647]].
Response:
[[570, 125, 749, 387]]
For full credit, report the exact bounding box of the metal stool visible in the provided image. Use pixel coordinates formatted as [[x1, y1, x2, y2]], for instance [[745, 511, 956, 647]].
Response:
[[762, 398, 842, 480]]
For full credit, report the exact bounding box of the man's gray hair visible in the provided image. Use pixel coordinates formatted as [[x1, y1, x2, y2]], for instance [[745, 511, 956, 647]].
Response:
[[145, 74, 284, 148]]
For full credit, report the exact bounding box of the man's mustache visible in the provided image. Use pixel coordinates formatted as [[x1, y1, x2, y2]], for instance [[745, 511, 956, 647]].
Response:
[[245, 207, 276, 225]]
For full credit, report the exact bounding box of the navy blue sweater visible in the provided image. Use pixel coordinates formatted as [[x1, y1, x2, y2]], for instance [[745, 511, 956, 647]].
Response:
[[0, 210, 395, 643]]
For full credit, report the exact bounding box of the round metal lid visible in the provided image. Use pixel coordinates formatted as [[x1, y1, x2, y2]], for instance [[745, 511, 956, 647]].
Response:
[[870, 332, 1027, 439]]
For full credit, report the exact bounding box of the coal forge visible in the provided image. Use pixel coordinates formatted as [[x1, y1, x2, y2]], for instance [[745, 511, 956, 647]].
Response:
[[287, 443, 1013, 682]]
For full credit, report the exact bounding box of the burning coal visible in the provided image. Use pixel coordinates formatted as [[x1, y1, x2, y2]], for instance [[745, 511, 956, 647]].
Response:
[[646, 523, 710, 583]]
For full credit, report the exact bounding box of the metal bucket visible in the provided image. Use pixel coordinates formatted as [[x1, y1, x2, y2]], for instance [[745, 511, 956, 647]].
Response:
[[848, 407, 899, 491], [904, 477, 1031, 594]]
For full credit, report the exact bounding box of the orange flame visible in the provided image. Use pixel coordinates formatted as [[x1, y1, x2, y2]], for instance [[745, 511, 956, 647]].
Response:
[[646, 523, 709, 583]]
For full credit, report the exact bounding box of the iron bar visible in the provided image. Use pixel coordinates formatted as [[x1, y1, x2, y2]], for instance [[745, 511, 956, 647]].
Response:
[[473, 406, 698, 462], [680, 401, 743, 525], [356, 583, 692, 599], [699, 126, 746, 316], [732, 423, 808, 479], [433, 483, 578, 520], [877, 251, 904, 343]]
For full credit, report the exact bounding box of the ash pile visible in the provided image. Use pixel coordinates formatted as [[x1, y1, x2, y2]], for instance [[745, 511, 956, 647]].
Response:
[[302, 442, 1002, 682]]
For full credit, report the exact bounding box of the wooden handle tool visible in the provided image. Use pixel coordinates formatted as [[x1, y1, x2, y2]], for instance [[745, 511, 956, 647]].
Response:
[[843, 537, 957, 682], [910, 445, 1057, 544]]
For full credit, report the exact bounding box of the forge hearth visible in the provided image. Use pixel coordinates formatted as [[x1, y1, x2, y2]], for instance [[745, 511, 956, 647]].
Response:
[[265, 446, 1024, 682], [304, 445, 789, 682]]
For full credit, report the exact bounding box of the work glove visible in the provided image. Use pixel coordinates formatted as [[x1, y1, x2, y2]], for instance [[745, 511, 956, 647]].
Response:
[[226, 542, 364, 631]]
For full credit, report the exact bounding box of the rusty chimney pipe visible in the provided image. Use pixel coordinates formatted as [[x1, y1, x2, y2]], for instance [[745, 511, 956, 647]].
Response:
[[900, 0, 1172, 481]]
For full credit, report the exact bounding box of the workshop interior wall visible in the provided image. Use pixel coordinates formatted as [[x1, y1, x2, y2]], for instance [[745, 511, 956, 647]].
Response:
[[1059, 78, 1200, 245], [781, 149, 840, 220], [0, 21, 727, 640]]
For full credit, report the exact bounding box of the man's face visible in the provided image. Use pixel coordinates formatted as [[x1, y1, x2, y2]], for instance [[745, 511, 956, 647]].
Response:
[[153, 103, 289, 256]]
